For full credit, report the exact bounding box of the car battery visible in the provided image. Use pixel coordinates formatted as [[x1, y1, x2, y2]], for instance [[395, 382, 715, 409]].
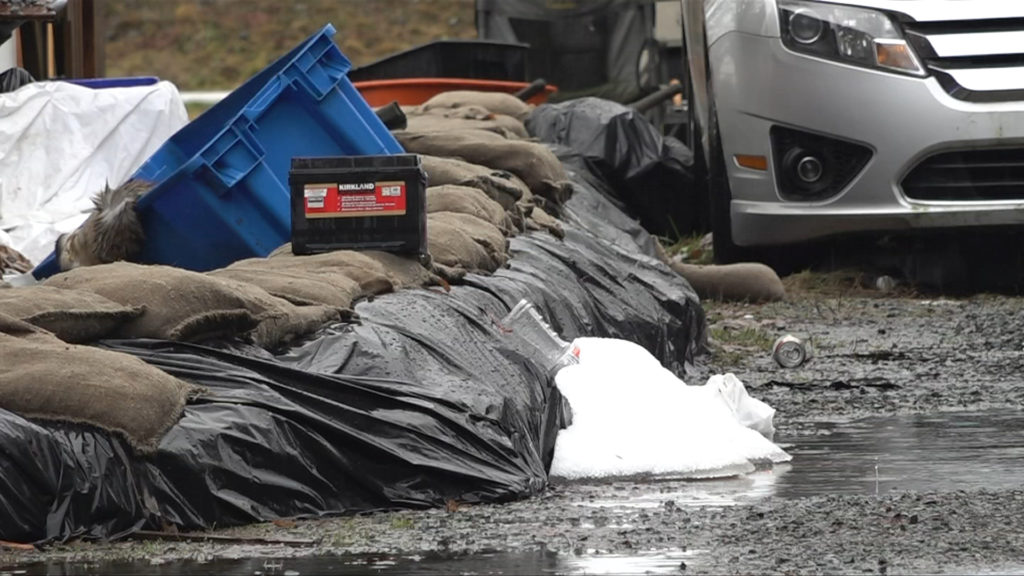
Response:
[[288, 154, 427, 257]]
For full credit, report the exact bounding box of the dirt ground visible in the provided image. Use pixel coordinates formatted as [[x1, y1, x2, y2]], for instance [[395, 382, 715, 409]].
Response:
[[4, 264, 1024, 575]]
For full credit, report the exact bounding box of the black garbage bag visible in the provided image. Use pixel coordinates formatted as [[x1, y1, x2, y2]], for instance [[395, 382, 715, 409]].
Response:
[[0, 149, 705, 544], [526, 97, 697, 238], [0, 67, 35, 93]]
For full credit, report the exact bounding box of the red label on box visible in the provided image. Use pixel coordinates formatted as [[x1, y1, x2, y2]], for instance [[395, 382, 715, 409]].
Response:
[[304, 181, 406, 218]]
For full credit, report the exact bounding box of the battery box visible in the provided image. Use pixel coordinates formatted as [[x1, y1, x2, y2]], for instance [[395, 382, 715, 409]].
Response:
[[289, 154, 427, 257]]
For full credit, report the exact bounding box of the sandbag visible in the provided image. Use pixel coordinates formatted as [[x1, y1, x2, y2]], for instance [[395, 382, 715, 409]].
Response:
[[43, 262, 344, 347], [1, 244, 33, 275], [405, 113, 530, 139], [0, 285, 145, 343], [669, 262, 786, 303], [427, 184, 515, 235], [420, 90, 535, 120], [525, 205, 565, 240], [207, 277, 343, 349], [427, 212, 509, 274], [0, 323, 194, 452], [208, 264, 362, 309], [44, 262, 259, 342], [358, 250, 441, 289], [395, 130, 573, 205], [265, 249, 398, 295], [420, 154, 527, 211]]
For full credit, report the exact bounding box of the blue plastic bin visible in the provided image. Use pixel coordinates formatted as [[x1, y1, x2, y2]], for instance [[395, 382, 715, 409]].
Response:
[[33, 23, 403, 278], [64, 76, 160, 89]]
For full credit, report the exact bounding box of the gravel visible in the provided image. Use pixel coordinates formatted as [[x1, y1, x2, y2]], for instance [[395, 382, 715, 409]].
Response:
[[4, 288, 1024, 575]]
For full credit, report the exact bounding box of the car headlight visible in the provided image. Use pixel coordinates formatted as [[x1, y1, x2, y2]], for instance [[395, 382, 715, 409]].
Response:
[[778, 0, 926, 76]]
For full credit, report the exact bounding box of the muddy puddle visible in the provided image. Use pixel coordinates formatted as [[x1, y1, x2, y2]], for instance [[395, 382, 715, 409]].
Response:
[[774, 409, 1024, 498], [9, 410, 1023, 576], [11, 549, 700, 575], [570, 409, 1024, 508]]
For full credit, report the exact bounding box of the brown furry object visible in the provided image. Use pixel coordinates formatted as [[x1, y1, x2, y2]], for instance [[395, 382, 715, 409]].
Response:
[[56, 179, 152, 271]]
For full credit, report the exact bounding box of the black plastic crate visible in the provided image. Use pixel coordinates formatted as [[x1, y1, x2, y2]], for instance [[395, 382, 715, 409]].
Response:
[[289, 155, 427, 257], [347, 40, 529, 82]]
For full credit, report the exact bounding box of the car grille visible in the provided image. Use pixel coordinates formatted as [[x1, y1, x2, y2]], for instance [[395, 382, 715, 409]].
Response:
[[902, 148, 1024, 201], [903, 19, 1024, 102]]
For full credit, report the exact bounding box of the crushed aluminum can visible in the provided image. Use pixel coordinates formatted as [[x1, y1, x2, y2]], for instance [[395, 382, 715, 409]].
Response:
[[773, 334, 810, 368]]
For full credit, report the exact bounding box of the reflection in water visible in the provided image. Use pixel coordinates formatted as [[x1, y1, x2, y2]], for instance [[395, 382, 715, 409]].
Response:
[[13, 411, 1024, 576], [775, 410, 1024, 498], [17, 549, 699, 576]]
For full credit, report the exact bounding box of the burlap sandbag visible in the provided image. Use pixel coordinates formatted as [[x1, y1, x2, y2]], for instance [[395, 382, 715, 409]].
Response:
[[420, 154, 528, 212], [395, 130, 573, 204], [427, 211, 509, 274], [358, 250, 441, 288], [265, 249, 399, 296], [0, 319, 194, 452], [669, 261, 786, 303], [44, 262, 260, 342], [405, 113, 530, 139], [524, 205, 566, 240], [209, 262, 362, 309], [263, 245, 451, 297], [420, 90, 535, 120], [208, 276, 343, 349], [0, 285, 145, 343], [427, 184, 515, 235]]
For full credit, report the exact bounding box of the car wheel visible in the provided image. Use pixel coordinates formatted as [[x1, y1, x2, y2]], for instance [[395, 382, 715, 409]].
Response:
[[706, 109, 747, 264]]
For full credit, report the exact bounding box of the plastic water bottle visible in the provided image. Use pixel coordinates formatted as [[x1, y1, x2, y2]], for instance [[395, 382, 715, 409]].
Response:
[[501, 299, 580, 375]]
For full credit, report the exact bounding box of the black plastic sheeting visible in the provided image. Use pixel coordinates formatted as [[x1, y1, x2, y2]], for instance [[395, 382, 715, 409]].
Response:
[[0, 145, 705, 545], [526, 97, 698, 238], [0, 67, 34, 93]]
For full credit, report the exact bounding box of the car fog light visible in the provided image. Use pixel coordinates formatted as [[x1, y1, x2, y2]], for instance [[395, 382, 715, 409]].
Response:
[[796, 156, 824, 183], [771, 126, 873, 201]]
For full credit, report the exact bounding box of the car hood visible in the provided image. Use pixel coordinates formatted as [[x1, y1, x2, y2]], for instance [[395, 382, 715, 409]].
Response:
[[810, 0, 1024, 22]]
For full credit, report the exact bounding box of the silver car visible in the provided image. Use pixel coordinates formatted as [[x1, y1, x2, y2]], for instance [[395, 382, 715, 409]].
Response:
[[681, 0, 1024, 264]]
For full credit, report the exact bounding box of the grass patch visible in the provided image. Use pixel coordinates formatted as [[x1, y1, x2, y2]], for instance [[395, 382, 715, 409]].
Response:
[[389, 516, 414, 530], [660, 233, 713, 265], [710, 325, 774, 351], [781, 267, 917, 299]]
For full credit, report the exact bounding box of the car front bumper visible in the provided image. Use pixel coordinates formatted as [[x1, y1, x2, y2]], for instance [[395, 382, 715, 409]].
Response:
[[710, 31, 1024, 247]]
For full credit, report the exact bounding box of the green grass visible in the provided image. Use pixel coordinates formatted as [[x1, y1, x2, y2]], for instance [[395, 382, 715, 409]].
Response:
[[660, 233, 714, 265], [104, 1, 478, 92]]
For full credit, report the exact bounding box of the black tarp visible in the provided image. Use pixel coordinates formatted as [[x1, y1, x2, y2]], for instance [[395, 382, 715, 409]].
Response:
[[0, 144, 705, 544], [526, 97, 698, 238], [475, 0, 656, 104]]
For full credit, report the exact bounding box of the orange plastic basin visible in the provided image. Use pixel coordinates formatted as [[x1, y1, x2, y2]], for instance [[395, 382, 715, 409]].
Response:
[[353, 78, 558, 108]]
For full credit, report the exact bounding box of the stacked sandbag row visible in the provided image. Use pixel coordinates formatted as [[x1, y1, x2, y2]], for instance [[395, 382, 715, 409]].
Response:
[[391, 91, 575, 278]]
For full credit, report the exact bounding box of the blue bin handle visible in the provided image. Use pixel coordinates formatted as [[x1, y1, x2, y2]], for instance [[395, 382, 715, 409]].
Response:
[[198, 119, 265, 193]]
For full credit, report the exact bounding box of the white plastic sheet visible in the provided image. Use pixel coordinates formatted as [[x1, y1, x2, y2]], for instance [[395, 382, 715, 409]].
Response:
[[0, 80, 188, 265], [550, 337, 791, 480]]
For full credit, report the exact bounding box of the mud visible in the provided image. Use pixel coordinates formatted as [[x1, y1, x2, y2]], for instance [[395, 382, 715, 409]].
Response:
[[4, 288, 1024, 575]]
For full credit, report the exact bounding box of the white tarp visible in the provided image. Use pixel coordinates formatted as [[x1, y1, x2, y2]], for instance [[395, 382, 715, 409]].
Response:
[[0, 80, 188, 266], [550, 337, 791, 479]]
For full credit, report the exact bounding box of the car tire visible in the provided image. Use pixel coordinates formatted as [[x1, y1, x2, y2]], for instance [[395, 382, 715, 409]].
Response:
[[706, 109, 748, 265]]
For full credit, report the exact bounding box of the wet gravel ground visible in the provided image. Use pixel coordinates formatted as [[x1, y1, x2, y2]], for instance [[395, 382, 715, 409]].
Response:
[[5, 287, 1024, 575]]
